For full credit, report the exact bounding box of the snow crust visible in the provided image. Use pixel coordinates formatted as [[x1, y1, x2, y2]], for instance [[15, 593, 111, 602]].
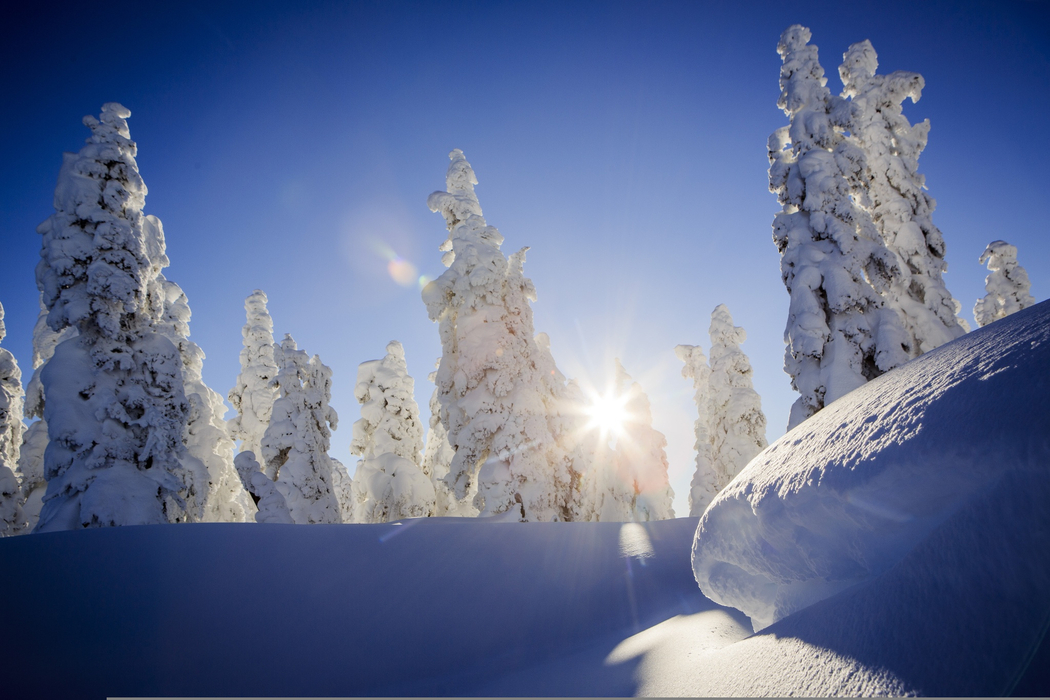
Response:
[[692, 299, 1050, 631]]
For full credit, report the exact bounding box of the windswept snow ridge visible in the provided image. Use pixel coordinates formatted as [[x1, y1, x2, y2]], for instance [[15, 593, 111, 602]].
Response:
[[692, 299, 1050, 631]]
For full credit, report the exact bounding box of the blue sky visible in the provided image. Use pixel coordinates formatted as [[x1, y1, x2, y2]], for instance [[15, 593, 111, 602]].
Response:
[[2, 0, 1047, 515]]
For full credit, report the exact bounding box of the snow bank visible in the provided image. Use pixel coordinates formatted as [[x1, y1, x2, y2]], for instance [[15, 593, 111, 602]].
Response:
[[692, 299, 1050, 632]]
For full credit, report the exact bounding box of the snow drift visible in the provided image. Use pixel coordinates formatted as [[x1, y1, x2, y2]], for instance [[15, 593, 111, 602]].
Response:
[[692, 299, 1050, 632]]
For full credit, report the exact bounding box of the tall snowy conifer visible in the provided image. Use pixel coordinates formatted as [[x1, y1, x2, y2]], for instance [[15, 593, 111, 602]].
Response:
[[974, 241, 1036, 327], [155, 274, 254, 522], [674, 343, 718, 516], [768, 27, 908, 430], [707, 305, 768, 490], [423, 150, 573, 522], [0, 303, 28, 535], [260, 335, 342, 524], [839, 40, 969, 353], [228, 290, 279, 459], [17, 297, 75, 530], [350, 341, 434, 522], [35, 103, 208, 530]]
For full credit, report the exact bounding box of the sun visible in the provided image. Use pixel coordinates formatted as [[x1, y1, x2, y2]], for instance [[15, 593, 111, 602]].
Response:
[[584, 390, 630, 439]]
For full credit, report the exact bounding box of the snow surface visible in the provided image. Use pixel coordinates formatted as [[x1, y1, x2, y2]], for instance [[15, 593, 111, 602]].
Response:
[[693, 299, 1050, 635]]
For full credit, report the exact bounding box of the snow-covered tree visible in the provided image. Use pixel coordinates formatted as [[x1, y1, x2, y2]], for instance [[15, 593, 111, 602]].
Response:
[[34, 103, 208, 530], [420, 365, 462, 516], [974, 241, 1036, 327], [155, 273, 253, 522], [228, 290, 279, 460], [423, 149, 573, 521], [0, 303, 28, 535], [350, 341, 434, 523], [674, 343, 718, 516], [17, 297, 75, 531], [768, 26, 908, 430], [707, 304, 768, 490], [260, 335, 342, 524], [839, 40, 969, 354], [577, 360, 674, 522]]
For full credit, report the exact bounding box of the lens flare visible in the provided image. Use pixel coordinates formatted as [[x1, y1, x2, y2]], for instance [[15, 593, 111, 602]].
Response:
[[387, 257, 418, 287], [585, 390, 631, 438]]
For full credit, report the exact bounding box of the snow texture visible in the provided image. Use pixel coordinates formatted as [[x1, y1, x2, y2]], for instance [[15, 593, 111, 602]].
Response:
[[34, 104, 208, 530], [974, 240, 1036, 327], [839, 40, 969, 353], [423, 150, 575, 521], [155, 273, 253, 523], [0, 303, 28, 535], [674, 343, 718, 516], [17, 297, 77, 530], [260, 335, 342, 524], [232, 451, 293, 524], [769, 26, 911, 430], [420, 365, 463, 516], [350, 340, 434, 522], [692, 299, 1050, 632], [227, 290, 279, 459], [579, 360, 674, 522], [707, 304, 768, 494]]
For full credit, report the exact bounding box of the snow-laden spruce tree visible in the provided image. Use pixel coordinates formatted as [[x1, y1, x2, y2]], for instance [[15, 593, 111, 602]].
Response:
[[423, 149, 573, 521], [17, 297, 76, 530], [228, 290, 279, 460], [577, 360, 674, 522], [155, 273, 254, 522], [768, 26, 908, 430], [34, 103, 208, 530], [674, 343, 718, 516], [0, 303, 28, 535], [707, 304, 768, 490], [420, 365, 462, 516], [839, 40, 969, 354], [350, 341, 434, 522], [232, 451, 293, 524], [260, 335, 342, 524], [974, 241, 1036, 327]]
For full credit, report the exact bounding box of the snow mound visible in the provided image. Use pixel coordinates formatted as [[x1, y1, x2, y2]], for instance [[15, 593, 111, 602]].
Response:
[[692, 299, 1050, 631]]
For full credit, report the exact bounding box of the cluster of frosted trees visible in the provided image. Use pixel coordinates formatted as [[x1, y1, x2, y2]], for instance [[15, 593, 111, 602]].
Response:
[[768, 26, 1035, 429], [1, 32, 1041, 532]]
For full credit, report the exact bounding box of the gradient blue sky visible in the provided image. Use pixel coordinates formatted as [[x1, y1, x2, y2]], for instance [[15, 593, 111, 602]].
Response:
[[2, 0, 1047, 516]]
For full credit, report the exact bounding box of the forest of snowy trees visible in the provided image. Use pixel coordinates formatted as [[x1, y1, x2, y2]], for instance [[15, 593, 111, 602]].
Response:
[[0, 25, 1040, 533]]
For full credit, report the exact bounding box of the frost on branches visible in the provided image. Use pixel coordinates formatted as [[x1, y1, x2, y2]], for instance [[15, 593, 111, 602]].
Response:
[[0, 303, 28, 535], [154, 271, 253, 523], [707, 305, 768, 491], [423, 149, 574, 522], [768, 27, 908, 430], [839, 40, 968, 353], [974, 241, 1036, 327], [260, 335, 342, 524], [674, 343, 718, 516], [34, 103, 208, 530], [17, 297, 75, 531], [228, 290, 279, 460], [350, 341, 434, 523]]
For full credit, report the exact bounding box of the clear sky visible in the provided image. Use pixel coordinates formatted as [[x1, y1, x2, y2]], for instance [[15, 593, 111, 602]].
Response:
[[2, 0, 1047, 516]]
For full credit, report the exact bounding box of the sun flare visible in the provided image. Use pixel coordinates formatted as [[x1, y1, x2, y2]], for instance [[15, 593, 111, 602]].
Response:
[[585, 391, 630, 438]]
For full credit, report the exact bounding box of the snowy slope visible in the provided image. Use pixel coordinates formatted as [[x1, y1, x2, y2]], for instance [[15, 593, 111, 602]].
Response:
[[1, 302, 1047, 698]]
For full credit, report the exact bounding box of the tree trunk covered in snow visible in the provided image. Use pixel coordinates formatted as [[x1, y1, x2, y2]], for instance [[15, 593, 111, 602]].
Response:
[[34, 104, 208, 530]]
